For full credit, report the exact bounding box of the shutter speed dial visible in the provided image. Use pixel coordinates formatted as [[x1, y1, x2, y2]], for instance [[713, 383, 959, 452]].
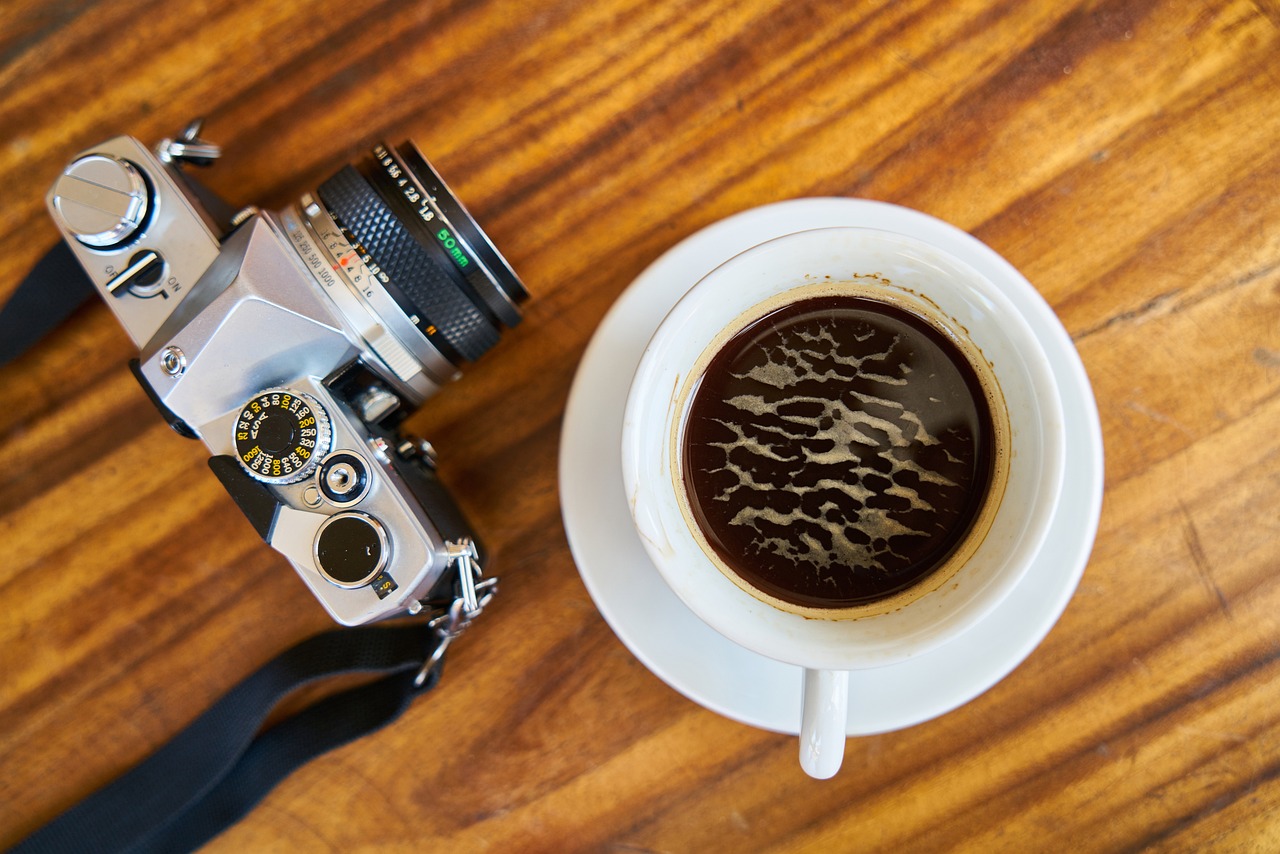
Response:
[[234, 389, 332, 484]]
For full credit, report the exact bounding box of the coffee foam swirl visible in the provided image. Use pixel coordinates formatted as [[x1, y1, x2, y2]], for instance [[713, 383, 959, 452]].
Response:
[[679, 291, 998, 614]]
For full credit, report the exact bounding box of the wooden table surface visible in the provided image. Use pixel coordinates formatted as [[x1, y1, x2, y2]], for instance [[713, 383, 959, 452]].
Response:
[[3, 0, 1279, 850]]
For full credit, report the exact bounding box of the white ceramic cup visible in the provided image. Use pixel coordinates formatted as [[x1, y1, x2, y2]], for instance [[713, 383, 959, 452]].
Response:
[[621, 226, 1066, 778]]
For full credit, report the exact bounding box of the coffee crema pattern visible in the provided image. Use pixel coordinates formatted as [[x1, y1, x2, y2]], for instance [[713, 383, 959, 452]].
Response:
[[681, 295, 995, 609]]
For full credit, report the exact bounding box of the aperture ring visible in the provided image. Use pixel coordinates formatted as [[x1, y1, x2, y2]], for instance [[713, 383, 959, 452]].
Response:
[[398, 144, 526, 328], [318, 166, 500, 363]]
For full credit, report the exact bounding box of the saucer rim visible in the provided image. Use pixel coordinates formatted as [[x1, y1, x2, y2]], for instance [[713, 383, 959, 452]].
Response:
[[559, 197, 1104, 735]]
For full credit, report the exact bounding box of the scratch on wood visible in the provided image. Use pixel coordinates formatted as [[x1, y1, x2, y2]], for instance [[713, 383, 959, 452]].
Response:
[[1251, 0, 1280, 28], [1175, 723, 1247, 745], [1073, 288, 1183, 341], [885, 47, 940, 80], [1125, 401, 1195, 437], [1178, 500, 1232, 617], [1072, 256, 1280, 343]]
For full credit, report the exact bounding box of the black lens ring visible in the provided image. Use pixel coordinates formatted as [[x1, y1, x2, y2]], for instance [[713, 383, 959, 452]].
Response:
[[361, 149, 502, 330], [317, 166, 499, 363], [360, 171, 503, 356], [394, 144, 526, 328], [320, 207, 466, 365]]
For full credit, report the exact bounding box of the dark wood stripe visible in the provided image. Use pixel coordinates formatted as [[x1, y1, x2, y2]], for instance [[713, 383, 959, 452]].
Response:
[[0, 381, 159, 519]]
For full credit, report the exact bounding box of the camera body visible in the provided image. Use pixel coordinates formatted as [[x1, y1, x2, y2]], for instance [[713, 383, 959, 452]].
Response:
[[45, 129, 525, 626]]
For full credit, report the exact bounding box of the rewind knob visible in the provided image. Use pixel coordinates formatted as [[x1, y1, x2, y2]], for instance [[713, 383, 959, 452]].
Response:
[[51, 154, 151, 248]]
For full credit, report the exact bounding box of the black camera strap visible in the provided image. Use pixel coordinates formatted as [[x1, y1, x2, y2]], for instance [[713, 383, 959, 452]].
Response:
[[0, 242, 97, 367], [3, 248, 468, 852], [13, 624, 445, 854]]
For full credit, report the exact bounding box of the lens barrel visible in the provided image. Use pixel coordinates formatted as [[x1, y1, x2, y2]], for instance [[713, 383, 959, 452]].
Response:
[[316, 143, 526, 366]]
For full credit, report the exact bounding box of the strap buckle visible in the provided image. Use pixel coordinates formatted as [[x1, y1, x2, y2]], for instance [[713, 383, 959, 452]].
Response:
[[155, 118, 222, 167], [414, 538, 496, 687]]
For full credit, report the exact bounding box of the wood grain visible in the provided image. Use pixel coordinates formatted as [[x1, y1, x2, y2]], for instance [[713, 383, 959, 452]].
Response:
[[2, 0, 1279, 850]]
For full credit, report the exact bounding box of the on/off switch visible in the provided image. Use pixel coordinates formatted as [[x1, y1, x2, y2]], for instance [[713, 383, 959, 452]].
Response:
[[105, 250, 165, 297]]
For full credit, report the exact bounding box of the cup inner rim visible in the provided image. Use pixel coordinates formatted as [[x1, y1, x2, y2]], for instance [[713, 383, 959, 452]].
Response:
[[622, 226, 1067, 671], [669, 278, 1013, 621]]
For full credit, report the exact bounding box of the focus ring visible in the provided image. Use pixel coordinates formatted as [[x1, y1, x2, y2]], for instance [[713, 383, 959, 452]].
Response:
[[398, 144, 526, 328], [318, 166, 500, 362]]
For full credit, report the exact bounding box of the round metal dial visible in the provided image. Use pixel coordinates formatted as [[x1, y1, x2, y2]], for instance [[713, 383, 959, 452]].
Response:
[[313, 512, 389, 588], [233, 389, 332, 485], [51, 154, 151, 247]]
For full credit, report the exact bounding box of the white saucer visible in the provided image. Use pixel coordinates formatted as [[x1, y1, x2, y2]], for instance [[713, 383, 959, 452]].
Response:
[[559, 199, 1104, 735]]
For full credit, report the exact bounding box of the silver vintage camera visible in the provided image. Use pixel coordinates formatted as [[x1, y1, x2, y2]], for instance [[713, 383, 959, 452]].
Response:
[[45, 122, 526, 626]]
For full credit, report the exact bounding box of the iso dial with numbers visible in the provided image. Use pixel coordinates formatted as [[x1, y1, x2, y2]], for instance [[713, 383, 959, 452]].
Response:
[[233, 389, 333, 485]]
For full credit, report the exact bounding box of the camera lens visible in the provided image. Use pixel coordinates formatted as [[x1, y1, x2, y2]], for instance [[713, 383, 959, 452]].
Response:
[[316, 143, 526, 367]]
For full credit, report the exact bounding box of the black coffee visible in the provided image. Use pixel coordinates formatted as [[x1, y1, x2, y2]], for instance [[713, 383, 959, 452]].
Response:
[[681, 295, 995, 609]]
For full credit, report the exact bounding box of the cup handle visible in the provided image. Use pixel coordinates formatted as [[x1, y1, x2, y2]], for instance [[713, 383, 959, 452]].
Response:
[[800, 668, 848, 779]]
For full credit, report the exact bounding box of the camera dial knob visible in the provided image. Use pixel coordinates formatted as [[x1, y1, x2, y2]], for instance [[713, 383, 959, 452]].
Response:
[[51, 154, 151, 247], [233, 389, 332, 485]]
